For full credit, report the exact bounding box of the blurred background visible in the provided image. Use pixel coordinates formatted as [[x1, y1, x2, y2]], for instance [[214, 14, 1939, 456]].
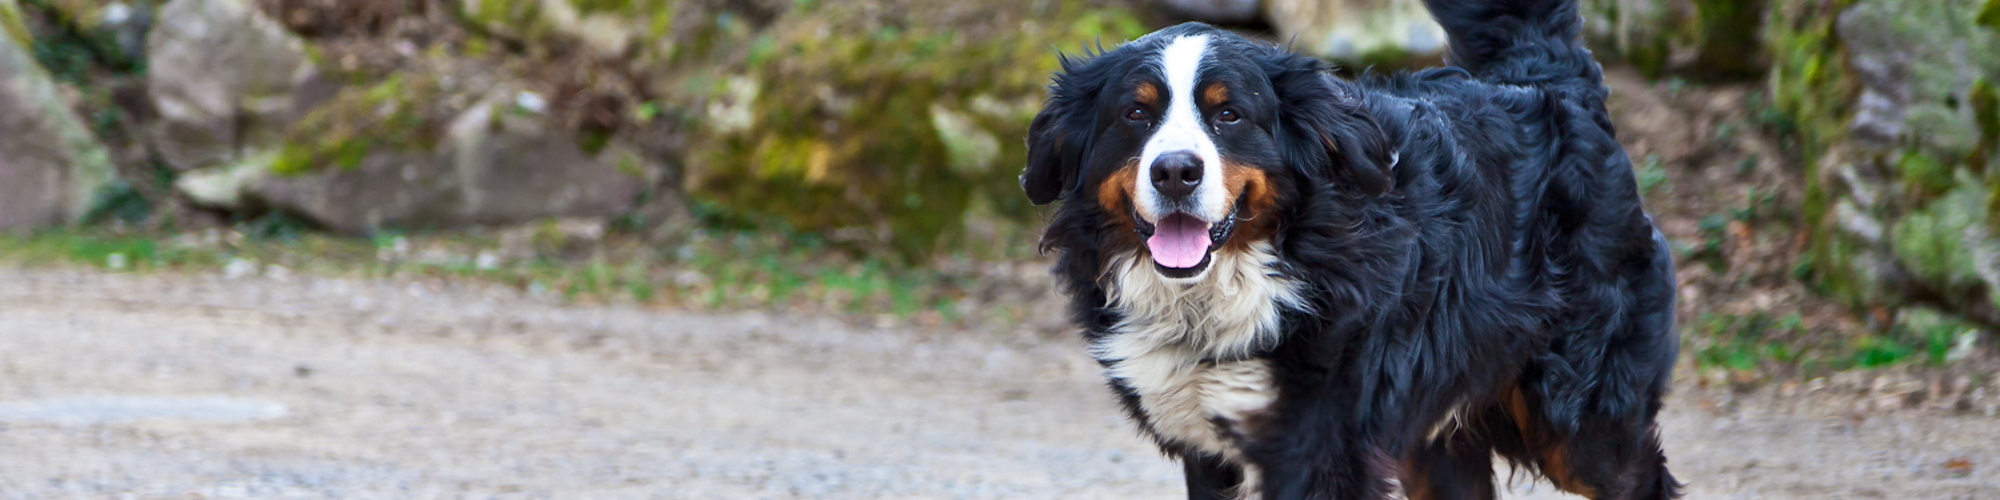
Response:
[[1, 0, 1999, 497]]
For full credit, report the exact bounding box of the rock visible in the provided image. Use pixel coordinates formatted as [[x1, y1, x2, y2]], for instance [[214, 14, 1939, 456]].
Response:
[[928, 104, 1001, 177], [1262, 0, 1444, 61], [1157, 0, 1261, 24], [1786, 0, 2000, 328], [146, 0, 332, 173], [0, 5, 118, 230], [1580, 0, 1768, 79], [252, 95, 649, 233], [174, 153, 274, 210], [250, 150, 454, 233], [432, 95, 648, 226]]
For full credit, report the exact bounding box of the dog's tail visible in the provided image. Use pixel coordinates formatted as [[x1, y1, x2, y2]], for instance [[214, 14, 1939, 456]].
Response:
[[1421, 0, 1595, 86]]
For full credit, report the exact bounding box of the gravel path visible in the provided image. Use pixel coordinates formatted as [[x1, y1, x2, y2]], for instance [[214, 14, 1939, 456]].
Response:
[[0, 267, 1995, 499]]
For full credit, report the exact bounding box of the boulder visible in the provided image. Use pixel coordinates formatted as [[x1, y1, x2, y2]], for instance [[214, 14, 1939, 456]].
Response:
[[1158, 0, 1261, 24], [145, 0, 331, 173], [0, 3, 117, 230], [251, 94, 650, 233], [1263, 0, 1444, 62], [1780, 0, 2000, 326]]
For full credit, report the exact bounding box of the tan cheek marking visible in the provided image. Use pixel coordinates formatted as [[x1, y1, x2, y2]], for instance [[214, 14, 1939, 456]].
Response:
[[1135, 83, 1159, 107], [1204, 83, 1229, 107], [1098, 160, 1140, 218], [1221, 163, 1279, 251]]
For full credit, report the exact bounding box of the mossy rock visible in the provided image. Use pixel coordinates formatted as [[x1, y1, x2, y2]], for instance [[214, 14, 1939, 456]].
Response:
[[1890, 185, 1986, 289], [686, 2, 1148, 259], [271, 73, 446, 175], [1583, 0, 1769, 80], [0, 0, 29, 49], [457, 0, 676, 59], [1789, 0, 2000, 329], [0, 7, 118, 229]]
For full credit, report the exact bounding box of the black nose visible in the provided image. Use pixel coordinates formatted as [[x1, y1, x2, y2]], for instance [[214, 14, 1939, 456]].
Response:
[[1150, 151, 1203, 201]]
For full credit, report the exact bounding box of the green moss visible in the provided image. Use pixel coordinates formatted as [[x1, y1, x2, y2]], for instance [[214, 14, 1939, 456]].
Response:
[[1981, 0, 2000, 30], [1771, 0, 1867, 305], [468, 0, 552, 43], [1899, 151, 1954, 199], [1681, 0, 1769, 79], [271, 73, 443, 175], [1974, 79, 1999, 174], [1806, 210, 1875, 307], [1890, 186, 1985, 289], [0, 0, 29, 49], [570, 0, 633, 13], [1765, 0, 1858, 163], [1586, 0, 1764, 79], [691, 4, 1149, 260]]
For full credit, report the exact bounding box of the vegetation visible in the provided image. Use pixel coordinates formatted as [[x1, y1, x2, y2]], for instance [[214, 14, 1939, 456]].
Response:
[[0, 211, 1044, 331], [7, 0, 1997, 380]]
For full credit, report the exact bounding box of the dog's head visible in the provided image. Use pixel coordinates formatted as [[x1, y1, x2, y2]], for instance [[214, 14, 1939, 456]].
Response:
[[1024, 23, 1394, 282]]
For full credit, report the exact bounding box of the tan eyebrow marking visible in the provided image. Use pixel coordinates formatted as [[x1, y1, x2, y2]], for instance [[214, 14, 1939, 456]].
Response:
[[1135, 82, 1159, 106], [1203, 83, 1229, 106]]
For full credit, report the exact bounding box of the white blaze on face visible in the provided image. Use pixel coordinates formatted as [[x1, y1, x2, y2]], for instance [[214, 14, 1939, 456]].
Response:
[[1135, 34, 1229, 225]]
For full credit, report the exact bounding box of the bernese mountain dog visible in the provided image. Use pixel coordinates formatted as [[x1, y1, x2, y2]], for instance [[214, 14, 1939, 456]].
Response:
[[1020, 0, 1682, 499]]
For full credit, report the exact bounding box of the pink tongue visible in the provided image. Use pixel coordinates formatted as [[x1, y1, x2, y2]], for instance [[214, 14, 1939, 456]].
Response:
[[1146, 213, 1211, 268]]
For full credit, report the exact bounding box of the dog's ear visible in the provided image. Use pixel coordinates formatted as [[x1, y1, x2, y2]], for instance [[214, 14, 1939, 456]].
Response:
[[1023, 107, 1083, 205], [1262, 50, 1396, 196], [1023, 53, 1106, 205]]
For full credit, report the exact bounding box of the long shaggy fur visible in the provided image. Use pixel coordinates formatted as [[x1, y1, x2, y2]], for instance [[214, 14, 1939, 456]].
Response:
[[1022, 1, 1683, 499]]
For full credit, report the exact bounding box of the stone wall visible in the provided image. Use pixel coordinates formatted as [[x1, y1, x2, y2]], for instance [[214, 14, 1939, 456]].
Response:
[[1773, 0, 2000, 326]]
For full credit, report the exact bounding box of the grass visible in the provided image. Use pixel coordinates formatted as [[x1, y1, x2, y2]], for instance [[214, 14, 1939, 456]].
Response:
[[1636, 154, 1668, 195], [0, 231, 219, 271], [1693, 312, 1805, 373], [1690, 308, 1981, 381], [0, 220, 1038, 331]]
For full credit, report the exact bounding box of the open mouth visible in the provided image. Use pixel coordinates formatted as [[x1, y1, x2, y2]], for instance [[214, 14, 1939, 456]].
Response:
[[1133, 209, 1237, 279]]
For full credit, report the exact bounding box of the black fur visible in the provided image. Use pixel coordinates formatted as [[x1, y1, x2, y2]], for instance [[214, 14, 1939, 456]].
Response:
[[1023, 1, 1682, 499]]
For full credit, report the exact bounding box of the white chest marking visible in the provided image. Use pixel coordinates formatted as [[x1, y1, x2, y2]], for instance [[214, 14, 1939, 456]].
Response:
[[1094, 242, 1303, 464]]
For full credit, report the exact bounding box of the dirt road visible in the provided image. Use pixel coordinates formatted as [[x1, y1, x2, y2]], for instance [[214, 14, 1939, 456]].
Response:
[[1, 267, 1995, 499]]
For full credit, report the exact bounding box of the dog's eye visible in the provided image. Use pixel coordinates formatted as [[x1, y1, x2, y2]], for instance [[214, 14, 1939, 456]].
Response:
[[1217, 109, 1240, 123], [1125, 107, 1148, 122]]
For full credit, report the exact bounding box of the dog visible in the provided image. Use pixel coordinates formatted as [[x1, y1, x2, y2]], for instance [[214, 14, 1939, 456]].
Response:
[[1019, 1, 1682, 499]]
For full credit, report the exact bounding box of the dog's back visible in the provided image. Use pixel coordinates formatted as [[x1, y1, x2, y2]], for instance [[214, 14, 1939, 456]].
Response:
[[1283, 1, 1685, 497], [1398, 1, 1684, 499]]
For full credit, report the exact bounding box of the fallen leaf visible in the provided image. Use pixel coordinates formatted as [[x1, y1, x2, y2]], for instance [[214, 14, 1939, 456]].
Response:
[[1943, 457, 1974, 477]]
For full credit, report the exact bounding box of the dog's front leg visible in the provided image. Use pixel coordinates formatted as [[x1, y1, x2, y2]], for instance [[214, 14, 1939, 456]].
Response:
[[1182, 452, 1245, 500], [1253, 448, 1392, 500], [1241, 414, 1396, 500]]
